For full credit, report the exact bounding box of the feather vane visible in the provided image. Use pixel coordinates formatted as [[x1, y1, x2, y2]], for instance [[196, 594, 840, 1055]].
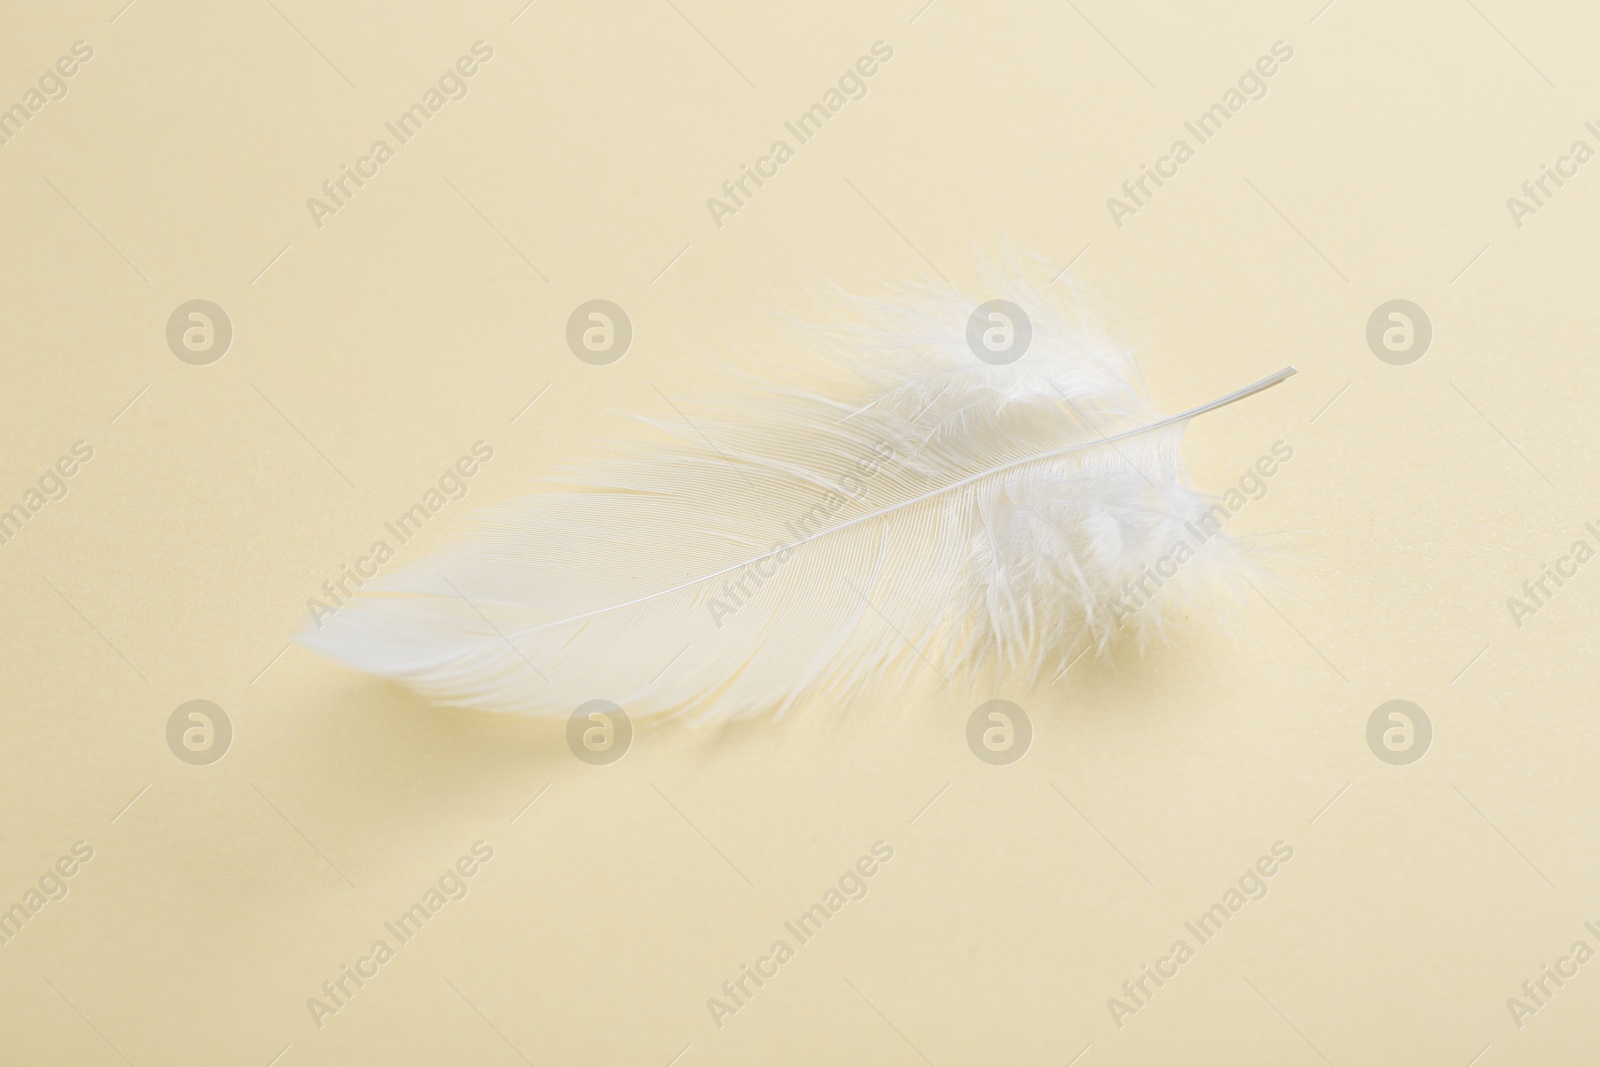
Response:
[[301, 277, 1293, 721]]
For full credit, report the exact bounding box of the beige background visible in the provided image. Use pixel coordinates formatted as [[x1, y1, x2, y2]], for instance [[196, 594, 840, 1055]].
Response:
[[3, 0, 1598, 1064]]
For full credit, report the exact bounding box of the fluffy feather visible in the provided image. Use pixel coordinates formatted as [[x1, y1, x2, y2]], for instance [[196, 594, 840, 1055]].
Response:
[[300, 274, 1293, 721]]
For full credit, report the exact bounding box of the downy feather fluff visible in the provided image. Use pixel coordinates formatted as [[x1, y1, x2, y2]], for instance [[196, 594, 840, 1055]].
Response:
[[300, 273, 1293, 722]]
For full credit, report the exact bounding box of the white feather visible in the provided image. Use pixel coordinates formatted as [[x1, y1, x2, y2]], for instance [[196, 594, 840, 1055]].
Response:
[[299, 273, 1293, 721]]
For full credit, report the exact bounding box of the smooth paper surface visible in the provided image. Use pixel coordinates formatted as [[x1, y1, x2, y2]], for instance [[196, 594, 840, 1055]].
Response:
[[2, 1, 1597, 1064]]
